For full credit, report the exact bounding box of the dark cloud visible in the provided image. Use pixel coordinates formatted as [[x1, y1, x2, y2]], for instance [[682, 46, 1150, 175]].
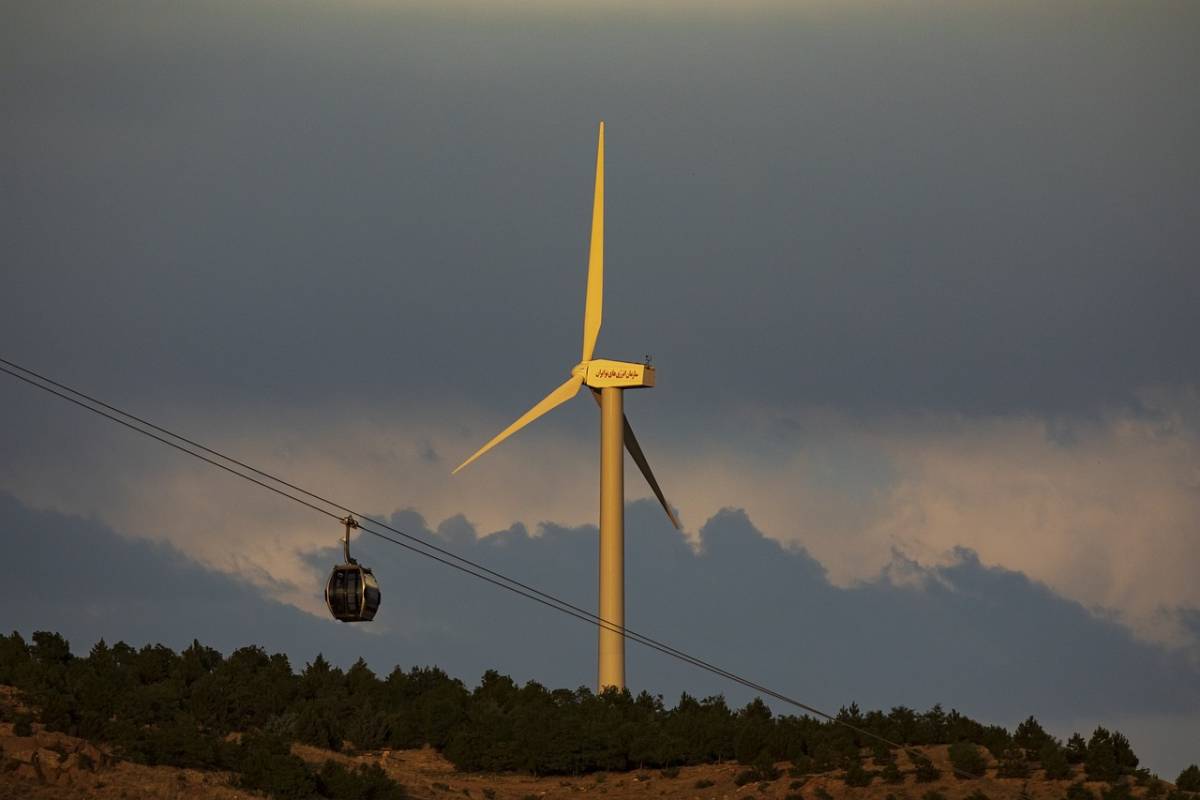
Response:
[[1, 1, 1197, 422], [3, 492, 1196, 774]]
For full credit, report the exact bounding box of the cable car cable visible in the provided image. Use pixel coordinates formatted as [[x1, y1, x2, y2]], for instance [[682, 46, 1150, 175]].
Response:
[[0, 357, 983, 777]]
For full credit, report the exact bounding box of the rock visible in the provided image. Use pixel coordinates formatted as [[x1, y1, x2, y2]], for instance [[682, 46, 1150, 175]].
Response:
[[4, 740, 37, 764], [35, 747, 64, 783], [79, 742, 107, 768]]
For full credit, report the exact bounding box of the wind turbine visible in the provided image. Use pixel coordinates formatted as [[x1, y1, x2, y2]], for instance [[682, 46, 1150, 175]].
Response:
[[453, 122, 680, 692]]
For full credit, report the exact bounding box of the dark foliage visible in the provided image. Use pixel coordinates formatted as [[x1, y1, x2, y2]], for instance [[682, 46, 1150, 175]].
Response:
[[998, 748, 1032, 779], [0, 628, 1148, 793], [843, 761, 874, 787], [1066, 782, 1096, 800], [1040, 742, 1072, 781], [1102, 782, 1134, 800], [1086, 728, 1138, 782], [914, 755, 942, 783], [1178, 766, 1200, 792], [949, 742, 987, 779]]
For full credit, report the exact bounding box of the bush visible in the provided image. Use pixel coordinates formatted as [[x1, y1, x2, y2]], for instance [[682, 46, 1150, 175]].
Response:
[[1178, 766, 1200, 792], [881, 761, 904, 784], [814, 788, 834, 800], [843, 763, 874, 787], [317, 761, 407, 800], [659, 767, 680, 779], [13, 714, 33, 737], [998, 748, 1031, 779], [735, 770, 758, 787], [1102, 782, 1133, 800], [923, 791, 947, 800], [231, 733, 317, 800], [965, 791, 991, 800], [913, 756, 941, 783], [949, 742, 987, 779], [1066, 782, 1096, 800], [693, 778, 714, 789]]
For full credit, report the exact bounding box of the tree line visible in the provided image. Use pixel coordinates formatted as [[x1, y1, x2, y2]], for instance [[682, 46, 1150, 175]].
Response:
[[1, 631, 1196, 798]]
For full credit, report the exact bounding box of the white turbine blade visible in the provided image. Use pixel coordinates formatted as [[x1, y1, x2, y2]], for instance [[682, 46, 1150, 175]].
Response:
[[453, 374, 584, 474], [581, 121, 604, 362], [590, 389, 681, 530]]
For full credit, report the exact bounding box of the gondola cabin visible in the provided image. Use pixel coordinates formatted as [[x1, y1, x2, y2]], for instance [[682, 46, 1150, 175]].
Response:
[[326, 515, 381, 623], [325, 563, 381, 622]]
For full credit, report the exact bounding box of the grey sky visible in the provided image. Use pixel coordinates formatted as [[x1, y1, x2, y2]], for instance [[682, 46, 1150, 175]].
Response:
[[2, 0, 1198, 781]]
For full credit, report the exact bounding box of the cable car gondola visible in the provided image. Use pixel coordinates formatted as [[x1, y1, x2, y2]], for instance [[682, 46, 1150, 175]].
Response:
[[325, 515, 381, 622]]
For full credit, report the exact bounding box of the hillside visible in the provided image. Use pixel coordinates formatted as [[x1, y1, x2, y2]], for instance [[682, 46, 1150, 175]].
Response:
[[1, 711, 1191, 800], [1, 631, 1196, 800]]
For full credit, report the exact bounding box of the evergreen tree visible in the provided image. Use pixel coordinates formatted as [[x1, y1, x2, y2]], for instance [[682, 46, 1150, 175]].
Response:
[[1065, 734, 1088, 765], [1085, 728, 1120, 783], [1177, 765, 1200, 792], [1040, 742, 1072, 780]]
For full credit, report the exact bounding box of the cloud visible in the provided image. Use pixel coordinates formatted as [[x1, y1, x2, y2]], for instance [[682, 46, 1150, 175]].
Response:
[[2, 385, 1198, 655]]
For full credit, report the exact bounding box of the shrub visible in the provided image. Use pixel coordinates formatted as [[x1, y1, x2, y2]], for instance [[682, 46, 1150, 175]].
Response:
[[814, 787, 834, 800], [735, 770, 758, 786], [923, 791, 947, 800], [693, 778, 714, 789], [231, 733, 316, 800], [1145, 780, 1166, 799], [659, 767, 680, 779], [965, 791, 991, 800], [843, 763, 874, 787], [790, 779, 808, 790], [878, 761, 903, 784], [754, 752, 781, 782], [949, 742, 987, 779], [1102, 782, 1133, 800], [913, 756, 941, 783], [13, 714, 33, 737], [1066, 782, 1096, 800], [998, 748, 1031, 779], [790, 758, 814, 777], [1178, 766, 1200, 792], [316, 761, 406, 800], [482, 789, 496, 799]]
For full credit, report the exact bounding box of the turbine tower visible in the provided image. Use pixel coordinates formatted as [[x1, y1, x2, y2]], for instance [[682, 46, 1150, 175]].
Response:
[[453, 122, 680, 692]]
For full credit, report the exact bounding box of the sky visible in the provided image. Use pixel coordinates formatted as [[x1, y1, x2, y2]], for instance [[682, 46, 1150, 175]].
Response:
[[2, 0, 1198, 778]]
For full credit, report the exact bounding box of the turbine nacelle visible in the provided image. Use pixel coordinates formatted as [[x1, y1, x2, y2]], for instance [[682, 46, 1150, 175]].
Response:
[[574, 359, 655, 389]]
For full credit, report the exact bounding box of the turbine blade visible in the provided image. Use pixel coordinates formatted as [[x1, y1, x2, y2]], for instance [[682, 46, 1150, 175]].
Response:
[[623, 414, 682, 530], [590, 390, 681, 530], [453, 374, 584, 474], [581, 121, 604, 362]]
